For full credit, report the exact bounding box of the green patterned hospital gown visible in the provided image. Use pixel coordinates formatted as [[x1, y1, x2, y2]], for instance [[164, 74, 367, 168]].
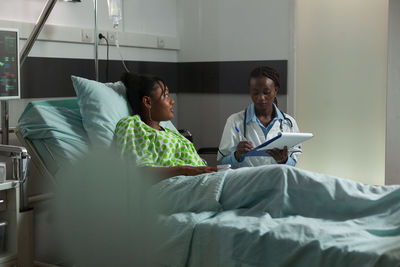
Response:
[[115, 115, 205, 167]]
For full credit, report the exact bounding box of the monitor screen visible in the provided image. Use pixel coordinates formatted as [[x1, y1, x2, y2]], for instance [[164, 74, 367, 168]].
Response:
[[0, 29, 20, 100]]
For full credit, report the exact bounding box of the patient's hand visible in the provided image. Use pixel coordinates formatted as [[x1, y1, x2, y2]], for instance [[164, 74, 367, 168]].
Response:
[[180, 166, 217, 176], [149, 166, 217, 181], [235, 141, 254, 161]]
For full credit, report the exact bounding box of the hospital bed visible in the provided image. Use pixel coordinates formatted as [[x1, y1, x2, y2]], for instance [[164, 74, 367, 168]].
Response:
[[16, 76, 400, 266]]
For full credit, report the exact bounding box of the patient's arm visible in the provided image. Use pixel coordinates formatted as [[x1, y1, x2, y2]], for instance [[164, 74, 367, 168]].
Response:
[[145, 166, 217, 182]]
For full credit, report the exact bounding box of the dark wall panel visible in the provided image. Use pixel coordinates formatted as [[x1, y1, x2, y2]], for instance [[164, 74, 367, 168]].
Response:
[[20, 57, 179, 98], [20, 57, 287, 98], [178, 60, 287, 94], [21, 57, 92, 98]]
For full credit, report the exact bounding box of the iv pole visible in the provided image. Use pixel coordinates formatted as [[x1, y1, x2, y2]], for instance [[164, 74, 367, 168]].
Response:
[[1, 0, 99, 144], [1, 0, 58, 145], [94, 0, 99, 81]]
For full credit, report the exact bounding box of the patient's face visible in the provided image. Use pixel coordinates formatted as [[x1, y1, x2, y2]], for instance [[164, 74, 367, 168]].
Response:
[[150, 82, 175, 121], [249, 77, 277, 112]]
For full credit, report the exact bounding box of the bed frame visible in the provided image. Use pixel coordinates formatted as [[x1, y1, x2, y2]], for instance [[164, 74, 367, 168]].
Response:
[[15, 128, 54, 205]]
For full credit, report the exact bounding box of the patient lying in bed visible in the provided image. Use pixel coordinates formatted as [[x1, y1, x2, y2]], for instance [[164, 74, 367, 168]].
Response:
[[115, 72, 216, 179], [114, 72, 400, 266]]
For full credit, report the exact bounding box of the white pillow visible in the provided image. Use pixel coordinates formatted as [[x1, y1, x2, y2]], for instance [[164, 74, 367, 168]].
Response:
[[71, 76, 131, 146], [71, 76, 177, 147]]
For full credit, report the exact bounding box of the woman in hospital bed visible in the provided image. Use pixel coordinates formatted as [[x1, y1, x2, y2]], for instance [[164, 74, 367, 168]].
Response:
[[114, 72, 400, 265], [115, 72, 217, 179]]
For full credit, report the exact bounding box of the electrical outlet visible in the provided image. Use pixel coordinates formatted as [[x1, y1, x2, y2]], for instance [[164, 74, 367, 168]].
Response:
[[107, 31, 117, 45], [81, 29, 93, 43], [98, 32, 107, 44], [157, 37, 165, 48]]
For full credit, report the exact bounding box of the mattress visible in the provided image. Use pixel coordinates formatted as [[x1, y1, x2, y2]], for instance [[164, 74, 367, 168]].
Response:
[[18, 98, 89, 176], [18, 98, 178, 177]]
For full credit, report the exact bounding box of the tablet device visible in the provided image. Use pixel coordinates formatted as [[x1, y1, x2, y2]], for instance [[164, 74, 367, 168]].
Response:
[[257, 132, 313, 151], [243, 132, 313, 158]]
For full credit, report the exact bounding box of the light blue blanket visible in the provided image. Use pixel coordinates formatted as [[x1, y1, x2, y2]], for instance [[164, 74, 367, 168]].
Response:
[[150, 165, 400, 267]]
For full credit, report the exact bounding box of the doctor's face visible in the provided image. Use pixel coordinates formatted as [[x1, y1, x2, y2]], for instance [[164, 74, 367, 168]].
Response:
[[249, 76, 278, 112], [150, 82, 175, 121]]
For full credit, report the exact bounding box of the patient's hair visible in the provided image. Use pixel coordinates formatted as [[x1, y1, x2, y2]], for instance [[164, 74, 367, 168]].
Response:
[[121, 72, 166, 115], [249, 66, 280, 106]]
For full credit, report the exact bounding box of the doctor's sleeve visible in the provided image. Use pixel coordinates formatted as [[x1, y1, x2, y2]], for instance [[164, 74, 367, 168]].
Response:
[[217, 116, 242, 168], [287, 116, 302, 164]]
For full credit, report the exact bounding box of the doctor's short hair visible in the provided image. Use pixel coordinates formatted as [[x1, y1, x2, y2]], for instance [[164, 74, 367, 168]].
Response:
[[248, 66, 281, 89], [121, 72, 166, 115]]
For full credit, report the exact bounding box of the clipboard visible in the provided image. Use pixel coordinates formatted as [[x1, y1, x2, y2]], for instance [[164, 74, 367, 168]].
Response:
[[243, 132, 313, 158]]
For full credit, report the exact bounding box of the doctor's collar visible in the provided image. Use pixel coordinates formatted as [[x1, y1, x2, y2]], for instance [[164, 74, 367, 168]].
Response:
[[246, 103, 284, 124], [274, 104, 285, 120]]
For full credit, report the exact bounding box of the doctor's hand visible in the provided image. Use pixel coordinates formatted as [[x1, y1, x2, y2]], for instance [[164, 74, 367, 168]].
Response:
[[235, 141, 254, 161], [267, 146, 288, 164]]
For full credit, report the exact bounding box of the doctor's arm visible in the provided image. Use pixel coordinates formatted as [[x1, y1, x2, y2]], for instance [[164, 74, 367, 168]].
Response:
[[218, 117, 253, 168], [286, 156, 297, 166], [218, 124, 241, 168], [268, 146, 298, 166], [286, 117, 302, 166], [266, 116, 301, 166], [220, 151, 241, 168], [219, 140, 254, 167], [267, 146, 294, 165]]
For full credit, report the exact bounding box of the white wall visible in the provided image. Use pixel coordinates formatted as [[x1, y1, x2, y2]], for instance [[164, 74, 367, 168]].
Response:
[[1, 0, 96, 28], [386, 0, 400, 185], [295, 0, 388, 185], [123, 0, 178, 36], [0, 0, 179, 128], [0, 0, 179, 60], [177, 0, 290, 62], [176, 0, 294, 152]]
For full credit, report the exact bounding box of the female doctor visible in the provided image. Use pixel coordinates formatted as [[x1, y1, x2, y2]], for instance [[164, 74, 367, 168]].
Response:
[[217, 66, 302, 168]]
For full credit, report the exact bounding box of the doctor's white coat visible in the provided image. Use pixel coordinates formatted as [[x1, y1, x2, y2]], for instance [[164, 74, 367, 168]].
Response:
[[217, 109, 302, 168]]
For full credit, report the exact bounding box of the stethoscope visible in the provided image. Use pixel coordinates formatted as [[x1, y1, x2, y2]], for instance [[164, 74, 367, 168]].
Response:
[[217, 106, 295, 158], [243, 107, 293, 139]]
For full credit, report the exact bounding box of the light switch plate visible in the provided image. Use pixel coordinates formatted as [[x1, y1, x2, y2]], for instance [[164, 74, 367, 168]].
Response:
[[0, 163, 5, 183], [81, 29, 93, 43]]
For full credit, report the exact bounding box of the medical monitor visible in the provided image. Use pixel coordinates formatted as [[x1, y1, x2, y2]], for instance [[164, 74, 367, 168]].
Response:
[[0, 29, 20, 100]]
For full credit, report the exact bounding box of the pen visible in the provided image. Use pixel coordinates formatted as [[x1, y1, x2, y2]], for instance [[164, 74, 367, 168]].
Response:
[[235, 126, 247, 141], [234, 126, 254, 166]]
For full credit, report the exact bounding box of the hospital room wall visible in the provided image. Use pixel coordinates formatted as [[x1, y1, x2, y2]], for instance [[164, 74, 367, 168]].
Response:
[[175, 0, 295, 151], [0, 0, 181, 130], [295, 0, 388, 185], [386, 0, 400, 185], [1, 0, 180, 263]]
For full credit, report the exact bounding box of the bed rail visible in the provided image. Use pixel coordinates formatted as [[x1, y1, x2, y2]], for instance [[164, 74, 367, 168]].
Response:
[[15, 128, 56, 186], [0, 143, 31, 211], [15, 128, 56, 207]]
